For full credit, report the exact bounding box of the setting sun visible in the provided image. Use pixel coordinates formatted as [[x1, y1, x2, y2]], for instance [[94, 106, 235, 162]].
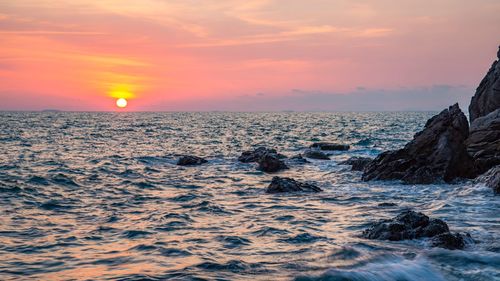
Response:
[[116, 98, 128, 108]]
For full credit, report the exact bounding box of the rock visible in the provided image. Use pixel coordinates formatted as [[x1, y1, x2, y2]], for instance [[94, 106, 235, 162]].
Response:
[[238, 147, 278, 163], [310, 142, 350, 151], [378, 202, 397, 207], [339, 157, 373, 171], [475, 165, 500, 194], [266, 176, 322, 193], [465, 109, 500, 174], [468, 46, 500, 122], [257, 153, 288, 173], [177, 155, 207, 166], [288, 154, 310, 164], [303, 149, 330, 160], [362, 104, 476, 184], [430, 232, 469, 250], [362, 210, 449, 241]]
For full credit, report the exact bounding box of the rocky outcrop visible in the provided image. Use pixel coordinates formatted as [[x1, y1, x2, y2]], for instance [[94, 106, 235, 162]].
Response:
[[303, 149, 330, 160], [468, 46, 500, 122], [475, 165, 500, 194], [266, 176, 322, 193], [177, 155, 207, 166], [339, 157, 373, 171], [465, 109, 500, 174], [430, 232, 471, 250], [362, 210, 469, 249], [238, 147, 280, 163], [310, 142, 350, 151], [362, 104, 476, 184], [288, 154, 309, 164], [257, 153, 288, 173]]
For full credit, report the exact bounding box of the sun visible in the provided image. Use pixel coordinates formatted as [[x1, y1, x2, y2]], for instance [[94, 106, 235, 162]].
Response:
[[116, 98, 128, 108]]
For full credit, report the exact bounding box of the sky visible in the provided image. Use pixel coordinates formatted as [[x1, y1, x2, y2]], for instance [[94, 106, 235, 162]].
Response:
[[0, 0, 499, 111]]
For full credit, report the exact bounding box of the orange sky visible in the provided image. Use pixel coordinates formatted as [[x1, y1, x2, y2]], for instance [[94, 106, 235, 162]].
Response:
[[0, 0, 499, 111]]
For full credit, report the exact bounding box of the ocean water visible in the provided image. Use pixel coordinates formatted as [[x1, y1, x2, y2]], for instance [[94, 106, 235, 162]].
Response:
[[0, 111, 498, 281]]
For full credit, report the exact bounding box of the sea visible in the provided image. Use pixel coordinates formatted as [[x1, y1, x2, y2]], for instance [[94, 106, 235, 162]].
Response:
[[0, 111, 498, 281]]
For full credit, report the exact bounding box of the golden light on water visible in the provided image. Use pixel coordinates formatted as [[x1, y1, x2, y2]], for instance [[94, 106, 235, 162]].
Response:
[[116, 98, 128, 108]]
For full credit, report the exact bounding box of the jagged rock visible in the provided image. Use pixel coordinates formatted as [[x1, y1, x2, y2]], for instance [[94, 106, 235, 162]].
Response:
[[177, 155, 207, 166], [469, 46, 500, 122], [257, 153, 288, 173], [378, 202, 398, 207], [339, 157, 373, 171], [362, 104, 476, 184], [430, 232, 469, 250], [310, 142, 350, 151], [238, 147, 278, 163], [475, 165, 500, 194], [362, 210, 449, 241], [266, 176, 322, 193], [303, 149, 330, 160], [465, 109, 500, 174]]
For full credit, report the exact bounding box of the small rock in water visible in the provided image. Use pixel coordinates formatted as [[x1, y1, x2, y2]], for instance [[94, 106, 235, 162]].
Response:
[[475, 165, 500, 194], [310, 142, 350, 151], [288, 154, 310, 164], [430, 232, 470, 250], [238, 147, 278, 163], [266, 176, 322, 193], [177, 155, 207, 166], [362, 210, 449, 241], [257, 153, 288, 173], [339, 157, 373, 171], [378, 202, 398, 207], [303, 149, 330, 160]]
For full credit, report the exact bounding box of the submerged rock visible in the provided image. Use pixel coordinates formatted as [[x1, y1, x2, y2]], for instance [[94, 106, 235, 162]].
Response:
[[238, 147, 278, 163], [310, 142, 350, 151], [362, 104, 476, 184], [257, 153, 288, 173], [468, 46, 500, 123], [475, 165, 500, 194], [339, 157, 373, 171], [430, 232, 470, 250], [303, 149, 330, 160], [465, 109, 500, 174], [288, 154, 310, 164], [177, 155, 207, 166], [266, 176, 322, 193], [362, 210, 449, 241]]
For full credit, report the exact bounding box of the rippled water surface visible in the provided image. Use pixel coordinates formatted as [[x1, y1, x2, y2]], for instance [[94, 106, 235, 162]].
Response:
[[0, 112, 498, 281]]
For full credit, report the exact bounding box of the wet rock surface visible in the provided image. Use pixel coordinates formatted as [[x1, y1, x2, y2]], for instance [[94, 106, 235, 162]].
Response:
[[177, 155, 208, 166], [362, 104, 476, 184], [288, 154, 310, 164], [257, 153, 288, 173], [465, 109, 500, 174], [469, 46, 500, 122], [266, 176, 322, 193], [238, 147, 279, 163], [310, 142, 350, 151], [475, 165, 500, 194], [303, 149, 330, 160], [430, 232, 470, 250], [339, 157, 373, 171], [362, 210, 449, 241]]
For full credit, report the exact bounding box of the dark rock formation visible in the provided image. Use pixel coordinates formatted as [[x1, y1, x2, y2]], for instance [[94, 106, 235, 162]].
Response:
[[303, 149, 330, 160], [465, 109, 500, 174], [257, 153, 288, 173], [378, 202, 398, 207], [362, 104, 476, 184], [177, 155, 207, 166], [430, 232, 470, 250], [475, 165, 500, 194], [288, 154, 310, 164], [266, 176, 322, 193], [339, 157, 373, 171], [469, 46, 500, 122], [310, 142, 350, 151], [362, 210, 449, 241], [238, 147, 278, 163]]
